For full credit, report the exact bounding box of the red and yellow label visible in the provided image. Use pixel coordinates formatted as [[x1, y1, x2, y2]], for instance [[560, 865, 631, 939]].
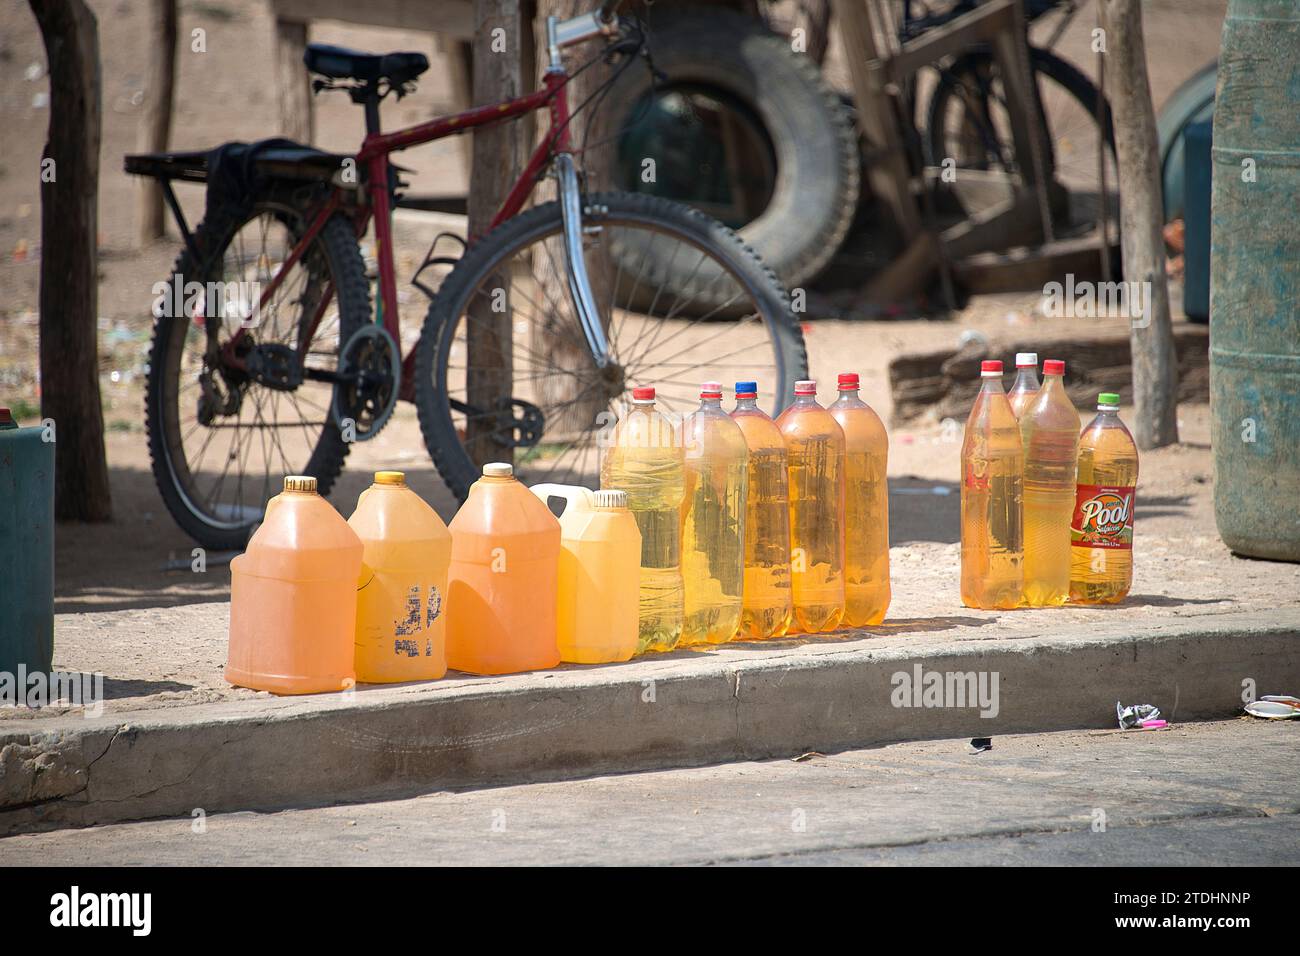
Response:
[[1071, 484, 1135, 549]]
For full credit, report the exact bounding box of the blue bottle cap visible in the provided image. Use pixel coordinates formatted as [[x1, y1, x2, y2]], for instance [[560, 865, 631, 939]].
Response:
[[734, 381, 758, 394]]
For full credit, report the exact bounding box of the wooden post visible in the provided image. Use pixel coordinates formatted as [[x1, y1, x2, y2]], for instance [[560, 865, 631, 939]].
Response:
[[275, 17, 313, 142], [437, 36, 475, 173], [1099, 0, 1179, 448], [28, 0, 113, 522], [464, 0, 532, 468], [137, 0, 176, 244]]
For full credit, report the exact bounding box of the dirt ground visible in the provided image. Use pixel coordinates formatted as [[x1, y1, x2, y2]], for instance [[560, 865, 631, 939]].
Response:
[[0, 0, 1248, 622]]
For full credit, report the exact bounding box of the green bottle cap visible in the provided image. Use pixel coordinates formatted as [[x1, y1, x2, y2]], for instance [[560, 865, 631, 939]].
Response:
[[1098, 392, 1120, 406]]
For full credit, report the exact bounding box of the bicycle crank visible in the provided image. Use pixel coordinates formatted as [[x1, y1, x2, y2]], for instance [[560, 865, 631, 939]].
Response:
[[331, 324, 400, 441]]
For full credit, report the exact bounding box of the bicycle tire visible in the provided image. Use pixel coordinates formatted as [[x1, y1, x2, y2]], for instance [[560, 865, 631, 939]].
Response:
[[414, 191, 806, 502], [923, 47, 1115, 177], [604, 9, 860, 300], [145, 196, 368, 550]]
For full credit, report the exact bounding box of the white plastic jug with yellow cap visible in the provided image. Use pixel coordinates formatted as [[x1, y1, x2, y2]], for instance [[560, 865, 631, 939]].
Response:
[[530, 483, 642, 663]]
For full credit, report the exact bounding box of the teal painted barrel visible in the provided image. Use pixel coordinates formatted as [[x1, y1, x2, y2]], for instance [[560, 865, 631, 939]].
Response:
[[0, 408, 55, 676], [1210, 0, 1300, 561]]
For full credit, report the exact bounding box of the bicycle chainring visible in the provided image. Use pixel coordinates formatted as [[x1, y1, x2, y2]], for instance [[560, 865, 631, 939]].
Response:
[[332, 323, 400, 442]]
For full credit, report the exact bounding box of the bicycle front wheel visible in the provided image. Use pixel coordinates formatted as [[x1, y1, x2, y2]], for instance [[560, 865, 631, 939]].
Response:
[[415, 192, 807, 500]]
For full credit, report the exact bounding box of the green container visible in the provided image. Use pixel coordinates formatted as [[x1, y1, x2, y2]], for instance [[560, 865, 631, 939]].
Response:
[[0, 407, 55, 675], [1210, 0, 1300, 561]]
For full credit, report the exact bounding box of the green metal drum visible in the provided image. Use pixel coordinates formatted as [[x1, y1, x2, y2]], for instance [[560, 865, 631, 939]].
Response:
[[0, 408, 54, 676], [1210, 0, 1300, 561]]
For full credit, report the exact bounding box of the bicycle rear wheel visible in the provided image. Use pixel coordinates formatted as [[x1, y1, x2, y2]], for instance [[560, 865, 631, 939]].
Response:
[[145, 196, 368, 550], [924, 47, 1116, 235], [414, 191, 807, 501]]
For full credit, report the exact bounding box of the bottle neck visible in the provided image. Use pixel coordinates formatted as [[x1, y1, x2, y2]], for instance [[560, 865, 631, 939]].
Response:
[[793, 392, 819, 408], [699, 396, 723, 411], [979, 374, 1005, 394], [734, 395, 758, 410], [1012, 368, 1039, 388], [836, 387, 865, 405]]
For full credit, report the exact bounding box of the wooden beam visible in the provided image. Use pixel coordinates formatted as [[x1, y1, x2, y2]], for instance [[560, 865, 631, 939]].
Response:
[[462, 0, 532, 468], [137, 0, 176, 245], [275, 18, 313, 143], [269, 0, 474, 38], [831, 0, 923, 241]]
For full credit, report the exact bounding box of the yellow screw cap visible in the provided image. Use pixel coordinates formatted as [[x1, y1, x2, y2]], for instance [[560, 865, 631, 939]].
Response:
[[374, 471, 406, 485], [283, 475, 317, 494]]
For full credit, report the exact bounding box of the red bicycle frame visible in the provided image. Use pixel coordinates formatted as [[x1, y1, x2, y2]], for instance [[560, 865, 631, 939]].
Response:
[[244, 68, 578, 402]]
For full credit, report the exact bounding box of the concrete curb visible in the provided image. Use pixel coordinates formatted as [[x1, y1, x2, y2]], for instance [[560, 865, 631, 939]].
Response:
[[1, 609, 1296, 835]]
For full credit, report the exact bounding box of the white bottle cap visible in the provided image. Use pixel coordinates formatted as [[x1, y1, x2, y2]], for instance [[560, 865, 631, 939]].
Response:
[[482, 462, 513, 478], [1015, 352, 1038, 368], [594, 489, 628, 509]]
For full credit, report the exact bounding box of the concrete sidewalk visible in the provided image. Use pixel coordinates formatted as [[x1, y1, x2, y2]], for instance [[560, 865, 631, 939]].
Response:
[[3, 720, 1296, 866], [2, 605, 1297, 836]]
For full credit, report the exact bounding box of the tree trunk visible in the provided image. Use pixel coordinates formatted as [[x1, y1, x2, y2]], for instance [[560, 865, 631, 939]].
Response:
[[29, 0, 113, 522], [276, 18, 313, 142], [464, 0, 534, 468], [1099, 0, 1179, 448], [137, 0, 176, 244]]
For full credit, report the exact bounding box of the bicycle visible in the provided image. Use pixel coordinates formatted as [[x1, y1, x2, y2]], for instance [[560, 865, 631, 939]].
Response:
[[126, 1, 807, 551], [904, 0, 1116, 234]]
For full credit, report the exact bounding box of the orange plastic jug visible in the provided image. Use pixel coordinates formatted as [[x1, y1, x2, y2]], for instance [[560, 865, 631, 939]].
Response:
[[530, 484, 641, 663], [447, 462, 561, 675], [348, 471, 452, 683], [227, 475, 363, 695]]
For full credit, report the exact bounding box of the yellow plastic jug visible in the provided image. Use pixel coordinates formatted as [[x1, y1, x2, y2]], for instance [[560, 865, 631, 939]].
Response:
[[348, 471, 452, 683], [530, 484, 641, 663], [447, 462, 562, 675], [227, 475, 363, 695]]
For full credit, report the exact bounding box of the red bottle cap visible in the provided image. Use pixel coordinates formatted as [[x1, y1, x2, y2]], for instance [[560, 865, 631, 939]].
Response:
[[837, 372, 860, 389], [1043, 359, 1066, 375], [980, 360, 1003, 374], [794, 380, 817, 395], [700, 381, 722, 398], [631, 386, 655, 401]]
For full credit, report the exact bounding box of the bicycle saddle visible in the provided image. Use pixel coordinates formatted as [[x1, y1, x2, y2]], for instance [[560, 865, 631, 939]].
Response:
[[304, 43, 429, 86]]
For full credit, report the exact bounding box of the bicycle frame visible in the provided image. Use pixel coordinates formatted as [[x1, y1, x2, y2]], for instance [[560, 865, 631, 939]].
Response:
[[244, 12, 616, 402]]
